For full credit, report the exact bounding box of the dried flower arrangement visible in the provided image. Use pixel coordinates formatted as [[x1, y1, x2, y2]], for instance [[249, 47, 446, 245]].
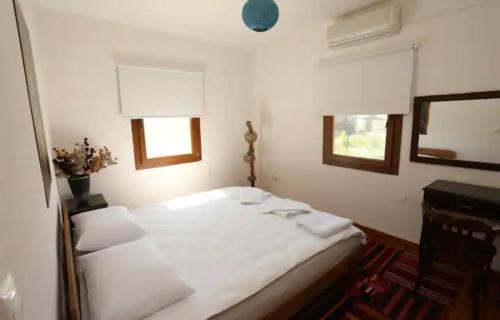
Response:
[[52, 138, 117, 177]]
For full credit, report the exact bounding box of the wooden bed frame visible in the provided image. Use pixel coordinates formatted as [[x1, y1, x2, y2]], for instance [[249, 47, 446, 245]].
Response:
[[61, 200, 82, 320], [61, 199, 364, 320]]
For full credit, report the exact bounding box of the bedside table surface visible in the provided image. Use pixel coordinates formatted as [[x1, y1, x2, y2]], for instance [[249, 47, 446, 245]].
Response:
[[67, 194, 108, 215]]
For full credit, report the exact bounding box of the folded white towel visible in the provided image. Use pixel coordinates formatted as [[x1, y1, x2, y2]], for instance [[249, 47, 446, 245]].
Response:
[[296, 211, 352, 238], [267, 209, 310, 219], [240, 187, 268, 205], [261, 198, 312, 218]]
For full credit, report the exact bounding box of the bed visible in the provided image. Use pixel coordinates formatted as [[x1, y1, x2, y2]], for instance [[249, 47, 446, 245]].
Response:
[[61, 188, 365, 320]]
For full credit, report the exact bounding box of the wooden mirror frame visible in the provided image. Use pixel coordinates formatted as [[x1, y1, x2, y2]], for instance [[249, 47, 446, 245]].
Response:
[[410, 91, 500, 172]]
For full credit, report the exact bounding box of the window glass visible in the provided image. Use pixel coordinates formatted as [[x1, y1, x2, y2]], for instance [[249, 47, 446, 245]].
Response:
[[333, 114, 388, 160], [143, 117, 192, 158]]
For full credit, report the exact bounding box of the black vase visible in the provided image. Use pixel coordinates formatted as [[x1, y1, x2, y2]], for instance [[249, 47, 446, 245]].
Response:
[[68, 174, 90, 205]]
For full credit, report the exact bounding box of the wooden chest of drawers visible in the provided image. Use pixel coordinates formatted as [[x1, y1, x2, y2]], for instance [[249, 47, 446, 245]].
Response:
[[423, 180, 500, 222]]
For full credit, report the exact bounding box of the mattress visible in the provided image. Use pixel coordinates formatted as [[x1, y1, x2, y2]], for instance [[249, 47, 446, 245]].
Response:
[[80, 188, 365, 320]]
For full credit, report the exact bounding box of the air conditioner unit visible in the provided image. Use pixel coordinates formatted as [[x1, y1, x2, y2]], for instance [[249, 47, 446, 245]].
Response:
[[327, 5, 401, 49]]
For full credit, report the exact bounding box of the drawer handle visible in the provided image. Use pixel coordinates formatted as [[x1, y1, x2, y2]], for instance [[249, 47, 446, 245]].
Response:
[[459, 204, 476, 209]]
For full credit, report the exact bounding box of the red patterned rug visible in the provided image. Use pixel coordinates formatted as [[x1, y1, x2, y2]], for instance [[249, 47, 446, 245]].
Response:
[[292, 241, 463, 320]]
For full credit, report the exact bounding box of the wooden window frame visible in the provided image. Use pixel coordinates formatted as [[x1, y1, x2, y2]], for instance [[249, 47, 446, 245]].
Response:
[[323, 115, 403, 175], [131, 117, 202, 170]]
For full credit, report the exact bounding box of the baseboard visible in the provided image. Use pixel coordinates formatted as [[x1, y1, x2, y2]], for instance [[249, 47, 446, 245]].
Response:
[[354, 222, 419, 254]]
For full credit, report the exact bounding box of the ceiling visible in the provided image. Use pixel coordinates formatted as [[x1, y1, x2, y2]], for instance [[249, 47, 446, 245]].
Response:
[[23, 0, 381, 47]]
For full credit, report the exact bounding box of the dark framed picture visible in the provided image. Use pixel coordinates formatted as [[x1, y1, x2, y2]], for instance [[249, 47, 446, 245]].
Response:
[[14, 0, 52, 208]]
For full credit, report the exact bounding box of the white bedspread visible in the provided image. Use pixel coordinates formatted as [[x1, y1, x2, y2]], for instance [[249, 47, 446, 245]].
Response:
[[129, 188, 364, 320]]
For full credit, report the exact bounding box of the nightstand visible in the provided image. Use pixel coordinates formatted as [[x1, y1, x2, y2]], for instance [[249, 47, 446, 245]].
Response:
[[67, 194, 108, 217]]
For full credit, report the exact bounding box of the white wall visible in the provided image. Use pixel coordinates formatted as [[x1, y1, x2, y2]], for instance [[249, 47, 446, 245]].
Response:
[[30, 7, 255, 208], [253, 0, 500, 246], [0, 0, 60, 319]]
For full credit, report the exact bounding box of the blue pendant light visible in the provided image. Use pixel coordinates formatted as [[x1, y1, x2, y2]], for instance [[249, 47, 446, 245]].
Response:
[[242, 0, 279, 32]]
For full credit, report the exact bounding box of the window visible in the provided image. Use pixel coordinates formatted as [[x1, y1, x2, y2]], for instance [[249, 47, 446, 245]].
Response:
[[131, 117, 201, 169], [323, 115, 402, 175]]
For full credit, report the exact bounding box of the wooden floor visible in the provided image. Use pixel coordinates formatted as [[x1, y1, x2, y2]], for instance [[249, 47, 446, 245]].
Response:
[[356, 223, 500, 320]]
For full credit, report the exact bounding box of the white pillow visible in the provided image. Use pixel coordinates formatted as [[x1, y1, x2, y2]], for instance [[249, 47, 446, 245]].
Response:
[[79, 238, 194, 320], [239, 187, 269, 205], [221, 186, 271, 202], [71, 206, 146, 252]]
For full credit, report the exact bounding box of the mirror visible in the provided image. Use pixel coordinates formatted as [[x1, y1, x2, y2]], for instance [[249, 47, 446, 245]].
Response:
[[410, 91, 500, 171]]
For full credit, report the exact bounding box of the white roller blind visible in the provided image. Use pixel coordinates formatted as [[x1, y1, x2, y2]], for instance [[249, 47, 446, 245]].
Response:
[[317, 46, 416, 115], [117, 65, 205, 117]]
